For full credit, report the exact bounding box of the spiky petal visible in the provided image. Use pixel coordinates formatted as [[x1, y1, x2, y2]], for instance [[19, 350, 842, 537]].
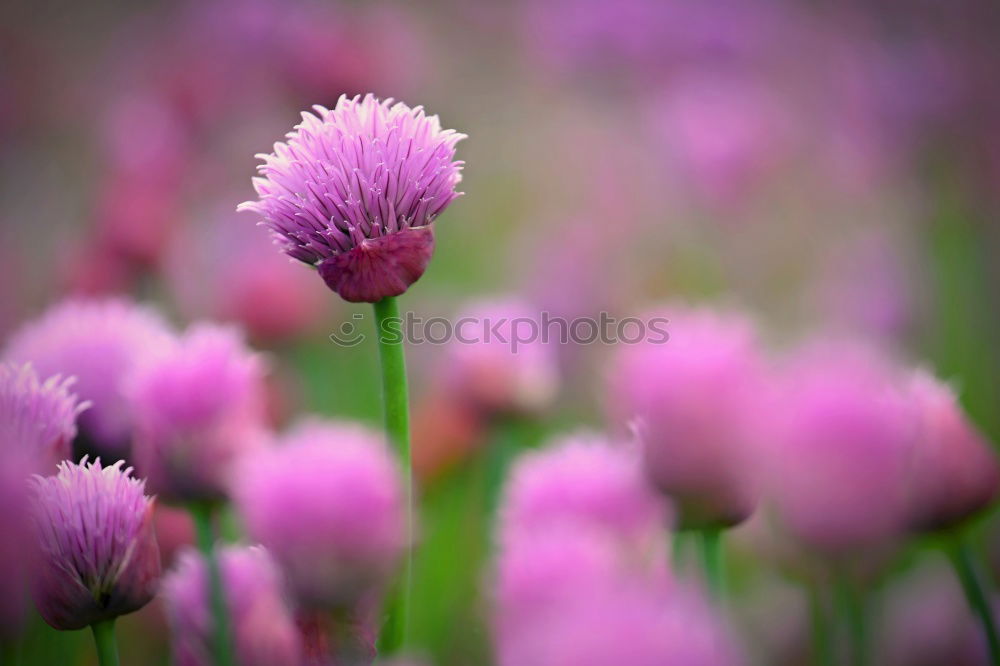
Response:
[[239, 93, 466, 302], [0, 363, 87, 472], [3, 298, 176, 458], [30, 457, 161, 630]]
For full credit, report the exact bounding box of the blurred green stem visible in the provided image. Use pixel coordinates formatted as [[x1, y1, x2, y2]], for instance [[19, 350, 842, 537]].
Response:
[[949, 535, 1000, 666], [1, 640, 21, 666], [699, 528, 725, 599], [807, 584, 834, 666], [90, 619, 119, 666], [373, 296, 412, 654], [192, 503, 234, 666], [836, 576, 869, 666], [484, 416, 529, 514]]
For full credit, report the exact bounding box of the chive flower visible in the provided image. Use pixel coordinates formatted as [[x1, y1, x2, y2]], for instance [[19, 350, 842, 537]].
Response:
[[442, 299, 559, 417], [498, 433, 669, 552], [30, 457, 161, 631], [238, 93, 466, 302], [162, 545, 302, 666], [130, 324, 268, 504], [3, 298, 175, 459], [764, 342, 917, 555], [904, 370, 1000, 532], [607, 306, 768, 529], [0, 362, 87, 472], [234, 419, 406, 610]]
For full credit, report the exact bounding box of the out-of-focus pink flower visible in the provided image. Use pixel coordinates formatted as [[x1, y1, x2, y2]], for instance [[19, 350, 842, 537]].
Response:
[[162, 545, 302, 666], [30, 458, 161, 631], [130, 324, 268, 504], [607, 306, 768, 529], [234, 419, 406, 610], [3, 298, 176, 459], [498, 575, 741, 666], [904, 370, 1000, 532], [0, 363, 87, 472], [442, 299, 559, 417], [649, 73, 796, 207], [763, 342, 917, 555], [239, 94, 466, 302], [877, 562, 983, 666], [498, 433, 669, 550], [165, 207, 330, 343], [153, 505, 196, 570], [494, 524, 667, 645], [91, 175, 182, 269]]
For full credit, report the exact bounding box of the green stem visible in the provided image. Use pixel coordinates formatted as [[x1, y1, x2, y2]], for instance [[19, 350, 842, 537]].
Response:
[[699, 528, 725, 599], [192, 504, 234, 666], [807, 584, 834, 666], [836, 576, 869, 666], [90, 619, 120, 666], [949, 535, 1000, 666], [373, 296, 412, 654]]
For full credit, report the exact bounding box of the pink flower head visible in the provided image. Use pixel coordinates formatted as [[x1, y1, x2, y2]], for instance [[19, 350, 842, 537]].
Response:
[[442, 299, 559, 417], [494, 524, 669, 646], [498, 433, 668, 551], [904, 370, 1000, 532], [30, 457, 160, 630], [764, 342, 917, 555], [239, 93, 466, 302], [162, 545, 302, 666], [234, 419, 406, 609], [650, 73, 795, 207], [0, 363, 87, 472], [607, 306, 768, 529], [498, 575, 740, 666], [3, 298, 175, 458], [130, 324, 268, 504]]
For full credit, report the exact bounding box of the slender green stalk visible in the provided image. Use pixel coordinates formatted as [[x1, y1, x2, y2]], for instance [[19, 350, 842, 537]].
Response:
[[90, 619, 120, 666], [484, 416, 527, 515], [807, 584, 834, 666], [949, 536, 1000, 666], [192, 504, 234, 666], [373, 296, 412, 654], [699, 528, 725, 599], [836, 576, 869, 666]]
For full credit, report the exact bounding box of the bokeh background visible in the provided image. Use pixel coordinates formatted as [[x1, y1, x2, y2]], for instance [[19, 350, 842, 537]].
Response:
[[1, 0, 999, 664]]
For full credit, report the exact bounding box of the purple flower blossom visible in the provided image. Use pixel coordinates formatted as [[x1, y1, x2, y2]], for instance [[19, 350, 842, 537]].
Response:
[[904, 370, 1000, 532], [442, 299, 559, 417], [162, 545, 302, 666], [607, 306, 769, 529], [498, 433, 669, 552], [0, 362, 87, 472], [3, 298, 176, 458], [493, 524, 669, 647], [762, 342, 917, 555], [130, 323, 268, 504], [30, 457, 160, 631], [499, 582, 741, 666], [234, 419, 406, 610], [239, 93, 466, 302]]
